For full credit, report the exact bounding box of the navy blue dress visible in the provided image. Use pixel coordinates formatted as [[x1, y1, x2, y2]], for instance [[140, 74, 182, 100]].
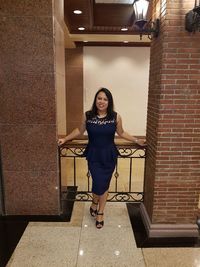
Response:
[[84, 111, 119, 195]]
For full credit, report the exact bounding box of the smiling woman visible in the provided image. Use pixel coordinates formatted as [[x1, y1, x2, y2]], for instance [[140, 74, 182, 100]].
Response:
[[58, 87, 146, 229], [95, 91, 109, 115]]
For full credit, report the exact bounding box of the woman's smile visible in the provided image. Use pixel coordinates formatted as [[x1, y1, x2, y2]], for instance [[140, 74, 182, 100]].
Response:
[[96, 91, 108, 113]]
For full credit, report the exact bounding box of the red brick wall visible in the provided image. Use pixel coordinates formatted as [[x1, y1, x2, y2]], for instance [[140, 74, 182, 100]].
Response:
[[144, 0, 200, 224]]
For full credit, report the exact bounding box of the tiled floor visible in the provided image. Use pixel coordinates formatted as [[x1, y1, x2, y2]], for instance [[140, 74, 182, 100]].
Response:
[[5, 203, 145, 267], [2, 202, 200, 267]]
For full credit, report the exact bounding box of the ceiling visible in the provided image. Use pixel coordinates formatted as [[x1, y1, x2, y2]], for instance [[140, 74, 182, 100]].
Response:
[[64, 0, 152, 47]]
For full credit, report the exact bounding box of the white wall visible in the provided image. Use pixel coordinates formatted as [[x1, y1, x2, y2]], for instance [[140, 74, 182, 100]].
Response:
[[83, 46, 150, 136]]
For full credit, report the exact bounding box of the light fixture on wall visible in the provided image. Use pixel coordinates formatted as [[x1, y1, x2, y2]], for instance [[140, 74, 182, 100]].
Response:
[[185, 0, 200, 33], [133, 0, 159, 40]]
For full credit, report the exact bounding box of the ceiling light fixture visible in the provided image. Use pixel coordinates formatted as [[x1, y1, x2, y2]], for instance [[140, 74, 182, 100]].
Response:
[[78, 27, 85, 31], [73, 10, 82, 14], [133, 0, 160, 40], [185, 0, 200, 33]]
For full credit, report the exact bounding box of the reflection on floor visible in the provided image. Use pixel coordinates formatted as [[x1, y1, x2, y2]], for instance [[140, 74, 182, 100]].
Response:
[[1, 202, 200, 267]]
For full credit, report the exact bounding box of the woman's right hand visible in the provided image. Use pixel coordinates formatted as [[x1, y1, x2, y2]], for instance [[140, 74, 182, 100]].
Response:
[[58, 138, 66, 146], [136, 139, 146, 146]]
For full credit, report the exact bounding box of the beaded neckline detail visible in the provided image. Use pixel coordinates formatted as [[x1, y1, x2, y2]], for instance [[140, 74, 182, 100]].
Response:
[[97, 114, 107, 119], [87, 116, 115, 125]]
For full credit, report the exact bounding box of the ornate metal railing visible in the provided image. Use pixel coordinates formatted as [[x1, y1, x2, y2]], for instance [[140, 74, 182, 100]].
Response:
[[58, 139, 146, 202]]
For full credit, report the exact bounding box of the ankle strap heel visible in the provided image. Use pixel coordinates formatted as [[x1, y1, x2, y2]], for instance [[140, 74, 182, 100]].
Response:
[[96, 211, 104, 229], [89, 200, 98, 217]]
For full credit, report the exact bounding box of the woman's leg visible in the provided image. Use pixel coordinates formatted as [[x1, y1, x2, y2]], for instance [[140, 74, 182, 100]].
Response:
[[90, 193, 99, 217], [96, 190, 108, 226], [93, 193, 99, 204], [91, 193, 99, 209]]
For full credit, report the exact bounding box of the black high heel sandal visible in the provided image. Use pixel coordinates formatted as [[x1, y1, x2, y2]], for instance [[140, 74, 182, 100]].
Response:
[[96, 212, 104, 229], [89, 200, 98, 217]]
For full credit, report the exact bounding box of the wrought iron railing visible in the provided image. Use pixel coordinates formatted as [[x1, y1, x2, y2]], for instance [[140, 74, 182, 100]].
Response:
[[58, 139, 146, 202]]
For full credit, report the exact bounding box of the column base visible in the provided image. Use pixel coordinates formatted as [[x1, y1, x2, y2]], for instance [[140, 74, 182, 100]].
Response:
[[140, 203, 199, 238]]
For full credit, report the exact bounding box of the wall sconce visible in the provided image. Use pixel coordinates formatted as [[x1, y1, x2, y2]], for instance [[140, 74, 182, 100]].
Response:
[[133, 0, 160, 40], [185, 0, 200, 32]]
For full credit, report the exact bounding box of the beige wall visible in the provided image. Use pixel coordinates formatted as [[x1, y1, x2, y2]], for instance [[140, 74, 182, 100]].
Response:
[[65, 48, 83, 134], [83, 46, 150, 136]]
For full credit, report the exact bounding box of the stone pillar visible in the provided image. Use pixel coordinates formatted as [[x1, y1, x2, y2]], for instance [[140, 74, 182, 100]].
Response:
[[0, 1, 60, 215], [142, 0, 200, 237]]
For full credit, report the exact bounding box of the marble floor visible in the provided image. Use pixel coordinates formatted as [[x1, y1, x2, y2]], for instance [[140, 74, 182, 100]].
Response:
[[3, 202, 200, 267]]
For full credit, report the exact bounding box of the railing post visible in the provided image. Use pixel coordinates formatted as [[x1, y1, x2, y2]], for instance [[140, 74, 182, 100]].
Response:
[[73, 157, 76, 186], [58, 146, 62, 213], [129, 158, 133, 192]]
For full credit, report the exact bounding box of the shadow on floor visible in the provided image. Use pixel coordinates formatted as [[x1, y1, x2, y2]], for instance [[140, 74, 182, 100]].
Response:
[[0, 220, 27, 267]]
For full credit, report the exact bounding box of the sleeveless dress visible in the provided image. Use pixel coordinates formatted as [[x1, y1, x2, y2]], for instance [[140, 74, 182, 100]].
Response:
[[84, 111, 119, 195]]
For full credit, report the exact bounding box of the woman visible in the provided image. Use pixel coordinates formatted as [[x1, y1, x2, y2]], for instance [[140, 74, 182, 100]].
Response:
[[58, 88, 146, 229]]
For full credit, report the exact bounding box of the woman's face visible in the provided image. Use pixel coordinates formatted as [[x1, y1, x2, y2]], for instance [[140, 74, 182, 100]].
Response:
[[96, 91, 109, 113]]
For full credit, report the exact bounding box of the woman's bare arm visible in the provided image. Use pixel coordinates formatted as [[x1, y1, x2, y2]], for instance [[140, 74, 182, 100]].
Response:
[[58, 114, 86, 145], [116, 114, 146, 146]]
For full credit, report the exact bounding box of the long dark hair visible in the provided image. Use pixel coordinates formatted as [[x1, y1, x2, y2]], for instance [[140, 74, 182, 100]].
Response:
[[88, 88, 115, 120]]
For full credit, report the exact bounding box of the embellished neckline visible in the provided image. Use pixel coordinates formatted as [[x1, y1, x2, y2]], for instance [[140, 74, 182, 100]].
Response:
[[96, 114, 107, 119], [87, 116, 115, 125]]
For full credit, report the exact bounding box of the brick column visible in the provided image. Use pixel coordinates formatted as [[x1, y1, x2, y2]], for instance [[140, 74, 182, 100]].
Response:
[[141, 0, 200, 237]]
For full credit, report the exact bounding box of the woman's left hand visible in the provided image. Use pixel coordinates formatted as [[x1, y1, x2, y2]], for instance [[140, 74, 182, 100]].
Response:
[[136, 139, 146, 146]]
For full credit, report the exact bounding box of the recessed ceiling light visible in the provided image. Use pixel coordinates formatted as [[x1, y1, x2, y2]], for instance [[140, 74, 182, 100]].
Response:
[[73, 10, 82, 14], [83, 40, 88, 42], [121, 27, 128, 31], [78, 27, 85, 31], [123, 41, 129, 43]]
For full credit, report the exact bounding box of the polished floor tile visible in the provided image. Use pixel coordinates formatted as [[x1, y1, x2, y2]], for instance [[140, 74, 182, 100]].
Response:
[[82, 202, 133, 228], [77, 202, 145, 267], [77, 226, 145, 267], [7, 226, 81, 267], [143, 247, 200, 267]]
